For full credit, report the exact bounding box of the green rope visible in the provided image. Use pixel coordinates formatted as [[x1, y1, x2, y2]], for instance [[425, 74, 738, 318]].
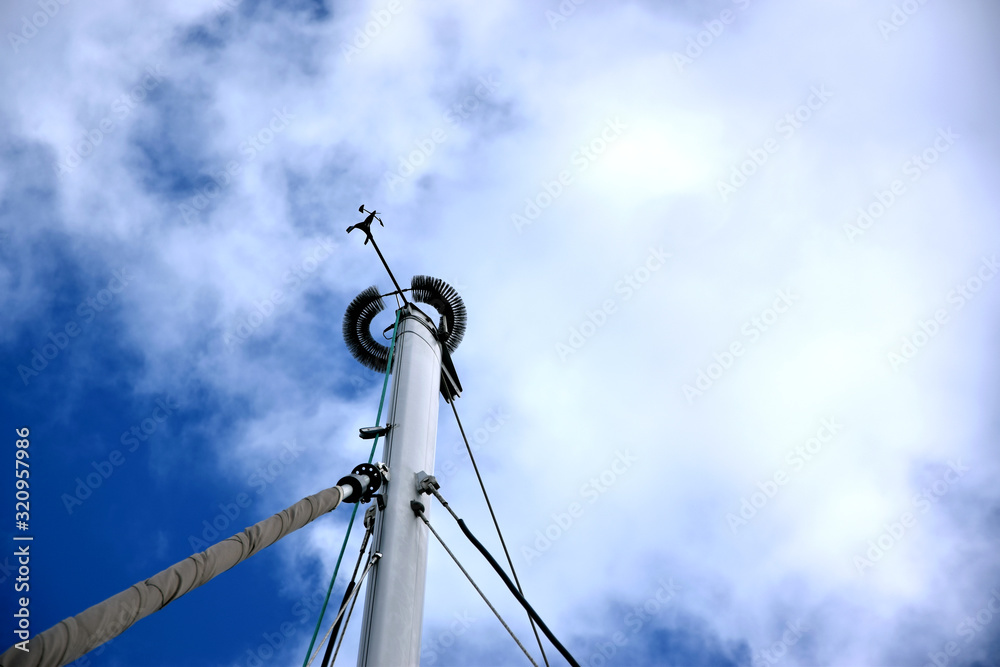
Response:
[[302, 307, 402, 667]]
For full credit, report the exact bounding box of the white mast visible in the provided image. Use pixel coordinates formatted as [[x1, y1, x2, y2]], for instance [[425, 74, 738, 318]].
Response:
[[343, 208, 465, 666], [355, 303, 442, 667]]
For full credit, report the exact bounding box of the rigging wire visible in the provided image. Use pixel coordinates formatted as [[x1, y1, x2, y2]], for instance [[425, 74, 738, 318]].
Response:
[[321, 583, 356, 667], [302, 308, 402, 667], [306, 551, 381, 667], [447, 398, 551, 667], [412, 503, 539, 667], [319, 515, 376, 667], [379, 288, 408, 299], [329, 560, 366, 666], [425, 488, 581, 667]]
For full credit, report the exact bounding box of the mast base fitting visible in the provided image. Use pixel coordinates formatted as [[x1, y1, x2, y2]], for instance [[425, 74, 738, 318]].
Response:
[[337, 462, 386, 504]]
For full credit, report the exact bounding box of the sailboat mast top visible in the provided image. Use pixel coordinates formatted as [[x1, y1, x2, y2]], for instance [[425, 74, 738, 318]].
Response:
[[343, 207, 467, 666]]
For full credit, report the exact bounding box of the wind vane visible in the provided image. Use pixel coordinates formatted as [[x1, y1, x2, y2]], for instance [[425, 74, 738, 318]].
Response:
[[345, 205, 382, 243], [347, 204, 408, 306]]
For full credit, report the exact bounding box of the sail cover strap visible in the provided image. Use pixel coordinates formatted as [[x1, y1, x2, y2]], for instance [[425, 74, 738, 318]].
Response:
[[2, 485, 345, 667]]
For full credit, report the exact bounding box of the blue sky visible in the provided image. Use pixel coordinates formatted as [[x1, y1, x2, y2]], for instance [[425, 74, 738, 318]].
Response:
[[2, 0, 1000, 665]]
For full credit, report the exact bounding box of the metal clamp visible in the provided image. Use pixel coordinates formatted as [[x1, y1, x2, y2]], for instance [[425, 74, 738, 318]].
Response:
[[416, 471, 439, 495], [337, 462, 388, 504]]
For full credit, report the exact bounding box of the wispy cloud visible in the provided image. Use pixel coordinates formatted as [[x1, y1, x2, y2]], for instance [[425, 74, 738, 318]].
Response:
[[2, 0, 999, 665]]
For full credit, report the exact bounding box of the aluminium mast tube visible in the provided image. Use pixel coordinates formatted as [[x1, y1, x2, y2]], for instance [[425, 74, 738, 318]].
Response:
[[356, 305, 441, 667], [2, 477, 370, 667]]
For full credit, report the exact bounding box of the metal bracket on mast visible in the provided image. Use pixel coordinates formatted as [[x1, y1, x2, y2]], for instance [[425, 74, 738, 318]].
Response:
[[364, 503, 379, 529], [415, 472, 440, 495], [359, 424, 392, 440]]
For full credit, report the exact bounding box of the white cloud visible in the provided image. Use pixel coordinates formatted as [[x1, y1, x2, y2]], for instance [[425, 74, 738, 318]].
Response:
[[4, 0, 1000, 664]]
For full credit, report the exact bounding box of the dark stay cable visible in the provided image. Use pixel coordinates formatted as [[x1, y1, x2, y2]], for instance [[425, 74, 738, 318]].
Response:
[[412, 503, 539, 666], [329, 567, 365, 666], [461, 517, 579, 667], [320, 521, 374, 667], [428, 489, 581, 667], [320, 583, 354, 667], [305, 552, 380, 667], [448, 399, 551, 667]]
